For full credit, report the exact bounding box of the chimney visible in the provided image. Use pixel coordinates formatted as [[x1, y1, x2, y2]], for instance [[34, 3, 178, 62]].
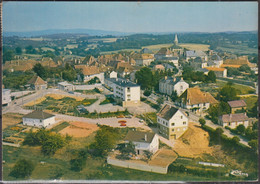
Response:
[[144, 134, 147, 141], [165, 76, 167, 80], [173, 78, 176, 82]]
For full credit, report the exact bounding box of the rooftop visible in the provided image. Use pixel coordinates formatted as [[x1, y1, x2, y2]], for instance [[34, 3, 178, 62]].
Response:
[[75, 65, 101, 75], [160, 77, 187, 86], [58, 81, 73, 86], [205, 67, 226, 72], [221, 113, 248, 123], [27, 76, 46, 85], [106, 78, 139, 87], [186, 50, 207, 57], [157, 104, 179, 121], [23, 110, 55, 120], [228, 100, 247, 108], [124, 130, 155, 143], [178, 87, 218, 105]]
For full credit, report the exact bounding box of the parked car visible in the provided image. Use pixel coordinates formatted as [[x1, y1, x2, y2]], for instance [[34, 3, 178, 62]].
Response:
[[117, 115, 125, 118], [139, 119, 144, 123], [125, 115, 132, 118]]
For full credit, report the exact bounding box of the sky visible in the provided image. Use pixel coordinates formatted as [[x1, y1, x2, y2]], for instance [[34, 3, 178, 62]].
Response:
[[3, 1, 258, 33]]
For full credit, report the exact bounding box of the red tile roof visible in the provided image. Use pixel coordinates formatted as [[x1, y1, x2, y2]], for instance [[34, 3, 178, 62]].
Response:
[[227, 100, 247, 108]]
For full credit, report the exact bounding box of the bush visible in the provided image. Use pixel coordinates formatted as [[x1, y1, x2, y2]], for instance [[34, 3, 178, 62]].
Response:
[[199, 118, 206, 127], [143, 89, 152, 97], [9, 159, 35, 178]]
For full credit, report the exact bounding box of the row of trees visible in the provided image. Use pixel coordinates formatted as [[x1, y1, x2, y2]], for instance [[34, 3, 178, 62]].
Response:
[[182, 65, 216, 83]]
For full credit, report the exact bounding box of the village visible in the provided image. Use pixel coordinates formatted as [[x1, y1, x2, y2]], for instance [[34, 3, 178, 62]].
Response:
[[2, 30, 258, 181]]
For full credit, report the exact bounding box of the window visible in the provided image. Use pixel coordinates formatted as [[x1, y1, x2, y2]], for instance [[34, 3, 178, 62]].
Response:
[[127, 87, 130, 92], [166, 122, 168, 126], [180, 86, 183, 90], [172, 129, 174, 132], [183, 121, 186, 125], [171, 123, 175, 126], [181, 116, 183, 119], [203, 103, 206, 106]]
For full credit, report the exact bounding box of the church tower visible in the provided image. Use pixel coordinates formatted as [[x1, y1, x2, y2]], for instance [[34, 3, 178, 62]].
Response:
[[174, 34, 178, 45]]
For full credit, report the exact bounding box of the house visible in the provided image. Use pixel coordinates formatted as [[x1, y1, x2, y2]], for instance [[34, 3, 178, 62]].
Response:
[[154, 48, 173, 60], [161, 57, 179, 68], [153, 64, 165, 71], [159, 77, 189, 96], [58, 81, 75, 91], [140, 48, 154, 55], [190, 57, 207, 69], [133, 54, 155, 66], [124, 130, 159, 155], [105, 78, 140, 107], [27, 76, 47, 90], [176, 87, 218, 113], [228, 100, 247, 114], [205, 67, 227, 77], [208, 54, 223, 68], [2, 88, 11, 106], [186, 50, 208, 62], [75, 65, 105, 83], [157, 104, 188, 140], [23, 110, 56, 128], [218, 113, 249, 129], [109, 71, 118, 78], [197, 68, 209, 75]]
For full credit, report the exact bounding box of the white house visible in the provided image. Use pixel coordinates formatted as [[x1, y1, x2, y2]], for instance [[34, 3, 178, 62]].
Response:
[[75, 65, 105, 84], [176, 87, 218, 113], [23, 110, 56, 128], [2, 89, 11, 106], [124, 130, 159, 155], [218, 113, 249, 129], [109, 71, 118, 78], [105, 78, 140, 107], [157, 104, 188, 140], [58, 81, 75, 91], [159, 77, 189, 96]]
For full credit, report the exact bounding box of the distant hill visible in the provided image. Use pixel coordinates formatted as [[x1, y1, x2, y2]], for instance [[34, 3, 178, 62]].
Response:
[[3, 28, 134, 37]]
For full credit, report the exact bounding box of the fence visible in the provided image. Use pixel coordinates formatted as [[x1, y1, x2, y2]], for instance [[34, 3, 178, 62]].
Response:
[[107, 157, 168, 174]]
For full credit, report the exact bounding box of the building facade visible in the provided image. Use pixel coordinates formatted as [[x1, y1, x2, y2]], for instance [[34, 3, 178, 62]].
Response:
[[159, 77, 189, 96], [2, 89, 12, 106], [157, 104, 188, 140], [23, 110, 56, 128], [218, 113, 249, 129], [58, 81, 75, 91]]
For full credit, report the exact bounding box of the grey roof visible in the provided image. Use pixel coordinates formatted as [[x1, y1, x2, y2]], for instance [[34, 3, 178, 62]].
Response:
[[157, 104, 179, 121], [186, 50, 207, 57], [106, 78, 139, 87], [124, 130, 155, 143], [221, 113, 248, 123], [197, 68, 209, 73], [23, 110, 55, 120], [159, 77, 187, 86]]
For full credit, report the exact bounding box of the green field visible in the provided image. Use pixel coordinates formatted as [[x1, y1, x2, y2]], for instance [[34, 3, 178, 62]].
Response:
[[240, 96, 258, 110], [217, 43, 257, 55], [142, 44, 173, 52], [100, 48, 140, 55], [179, 43, 210, 51]]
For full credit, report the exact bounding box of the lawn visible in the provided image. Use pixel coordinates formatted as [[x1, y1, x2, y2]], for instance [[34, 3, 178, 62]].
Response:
[[99, 97, 115, 105], [144, 112, 157, 124], [179, 43, 210, 51], [217, 43, 257, 55], [240, 96, 258, 110], [75, 88, 100, 94], [51, 122, 70, 133]]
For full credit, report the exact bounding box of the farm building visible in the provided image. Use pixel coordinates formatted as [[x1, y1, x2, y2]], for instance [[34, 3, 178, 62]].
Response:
[[227, 100, 247, 114], [27, 76, 47, 91], [205, 67, 227, 77], [23, 110, 56, 128], [218, 113, 249, 129], [58, 81, 75, 91], [124, 130, 159, 155], [157, 104, 188, 140]]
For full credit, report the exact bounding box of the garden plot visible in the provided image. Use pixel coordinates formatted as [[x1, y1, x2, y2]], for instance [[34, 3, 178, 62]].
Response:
[[58, 121, 99, 138], [25, 95, 97, 116]]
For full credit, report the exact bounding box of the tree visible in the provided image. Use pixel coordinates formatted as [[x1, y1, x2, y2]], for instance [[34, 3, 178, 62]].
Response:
[[231, 136, 240, 144], [33, 63, 47, 79], [15, 47, 22, 55], [238, 64, 251, 73], [143, 150, 153, 161], [9, 159, 35, 178], [70, 158, 85, 172], [156, 97, 164, 106], [218, 84, 239, 102], [236, 124, 246, 135], [117, 142, 136, 160], [215, 128, 224, 136], [135, 67, 154, 89], [3, 50, 15, 63], [199, 118, 206, 127], [248, 139, 258, 152], [170, 90, 178, 102], [207, 71, 216, 83], [143, 89, 152, 97]]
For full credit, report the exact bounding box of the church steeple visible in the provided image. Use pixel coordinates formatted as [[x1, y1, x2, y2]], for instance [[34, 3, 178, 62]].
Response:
[[174, 34, 178, 45]]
